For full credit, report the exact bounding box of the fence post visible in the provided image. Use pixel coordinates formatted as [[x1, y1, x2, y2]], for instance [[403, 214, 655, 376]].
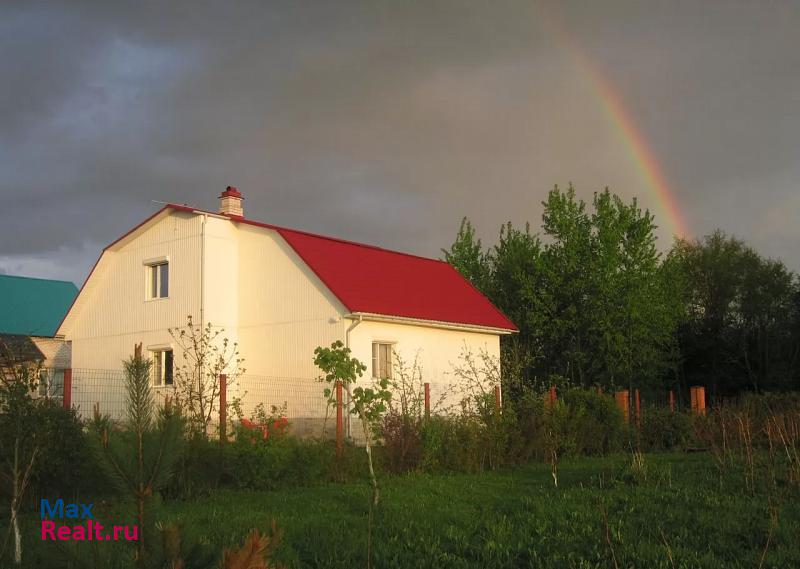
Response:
[[336, 381, 343, 456], [615, 390, 630, 423], [424, 382, 430, 418], [494, 384, 502, 412], [634, 389, 641, 429], [62, 368, 72, 410], [668, 390, 675, 413], [549, 386, 557, 406], [219, 374, 227, 445], [690, 386, 706, 416]]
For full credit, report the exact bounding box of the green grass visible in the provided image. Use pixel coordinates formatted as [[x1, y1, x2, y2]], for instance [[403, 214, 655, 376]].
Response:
[[13, 453, 800, 568]]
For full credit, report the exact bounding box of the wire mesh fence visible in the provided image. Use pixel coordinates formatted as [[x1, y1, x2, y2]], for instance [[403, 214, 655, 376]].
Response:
[[41, 366, 706, 439]]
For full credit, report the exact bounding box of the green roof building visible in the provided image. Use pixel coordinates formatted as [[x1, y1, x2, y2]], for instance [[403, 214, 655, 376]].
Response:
[[0, 274, 78, 337]]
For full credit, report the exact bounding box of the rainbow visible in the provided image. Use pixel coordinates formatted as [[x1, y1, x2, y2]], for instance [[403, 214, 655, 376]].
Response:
[[544, 13, 690, 238]]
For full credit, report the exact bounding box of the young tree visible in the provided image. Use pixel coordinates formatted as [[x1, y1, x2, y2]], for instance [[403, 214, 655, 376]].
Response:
[[314, 341, 391, 569], [89, 346, 184, 566], [0, 339, 43, 566], [169, 315, 245, 437]]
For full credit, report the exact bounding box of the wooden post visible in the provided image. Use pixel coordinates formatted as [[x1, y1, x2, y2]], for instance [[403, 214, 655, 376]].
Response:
[[691, 386, 706, 416], [615, 390, 630, 423], [219, 374, 227, 444], [336, 381, 343, 456], [62, 368, 72, 410], [494, 384, 502, 412], [668, 390, 675, 413], [634, 389, 641, 429], [549, 386, 557, 406], [424, 382, 430, 418]]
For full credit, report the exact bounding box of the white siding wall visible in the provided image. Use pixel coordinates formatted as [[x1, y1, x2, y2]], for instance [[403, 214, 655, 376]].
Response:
[[234, 224, 346, 432], [66, 212, 202, 417], [68, 211, 202, 368]]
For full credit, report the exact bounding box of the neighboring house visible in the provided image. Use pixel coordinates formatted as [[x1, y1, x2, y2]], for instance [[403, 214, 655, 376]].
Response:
[[0, 274, 77, 396], [57, 188, 517, 433]]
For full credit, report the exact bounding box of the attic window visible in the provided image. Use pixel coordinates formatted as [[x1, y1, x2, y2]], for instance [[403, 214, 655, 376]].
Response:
[[146, 261, 169, 299]]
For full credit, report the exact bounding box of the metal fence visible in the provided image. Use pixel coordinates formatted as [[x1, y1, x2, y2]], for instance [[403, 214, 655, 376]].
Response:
[[42, 367, 707, 437]]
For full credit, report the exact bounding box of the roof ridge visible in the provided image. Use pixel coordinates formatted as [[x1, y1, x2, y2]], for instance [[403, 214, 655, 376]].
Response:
[[0, 274, 77, 287], [167, 203, 450, 265]]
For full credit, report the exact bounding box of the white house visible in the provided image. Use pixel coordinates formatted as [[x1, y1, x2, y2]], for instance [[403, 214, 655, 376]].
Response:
[[57, 188, 517, 434]]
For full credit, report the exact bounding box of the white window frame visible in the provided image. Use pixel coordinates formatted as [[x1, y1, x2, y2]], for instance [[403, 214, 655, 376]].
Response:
[[149, 348, 174, 387], [372, 342, 394, 380], [144, 256, 169, 300]]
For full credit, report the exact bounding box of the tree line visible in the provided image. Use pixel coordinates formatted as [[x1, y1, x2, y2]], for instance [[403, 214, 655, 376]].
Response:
[[443, 185, 800, 402]]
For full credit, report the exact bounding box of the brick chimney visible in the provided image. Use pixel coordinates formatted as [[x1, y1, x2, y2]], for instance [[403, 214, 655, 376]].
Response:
[[219, 186, 244, 217]]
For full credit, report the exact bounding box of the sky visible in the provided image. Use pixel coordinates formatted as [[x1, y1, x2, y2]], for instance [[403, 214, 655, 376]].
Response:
[[2, 1, 799, 286]]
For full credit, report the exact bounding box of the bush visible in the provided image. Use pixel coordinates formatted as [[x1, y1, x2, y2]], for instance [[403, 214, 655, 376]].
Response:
[[381, 412, 422, 473], [32, 403, 99, 497], [640, 408, 693, 451], [508, 388, 626, 462], [166, 435, 224, 498], [560, 388, 626, 455], [223, 434, 345, 489], [419, 415, 484, 473]]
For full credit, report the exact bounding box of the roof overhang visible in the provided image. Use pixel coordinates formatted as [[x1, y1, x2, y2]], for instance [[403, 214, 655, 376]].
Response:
[[344, 312, 517, 335]]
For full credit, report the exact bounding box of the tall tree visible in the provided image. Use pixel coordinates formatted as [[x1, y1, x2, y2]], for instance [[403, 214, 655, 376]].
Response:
[[670, 231, 799, 396], [442, 217, 491, 293]]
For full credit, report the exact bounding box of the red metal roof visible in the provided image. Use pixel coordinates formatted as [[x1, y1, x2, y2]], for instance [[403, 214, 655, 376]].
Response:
[[270, 226, 517, 331], [61, 203, 516, 334]]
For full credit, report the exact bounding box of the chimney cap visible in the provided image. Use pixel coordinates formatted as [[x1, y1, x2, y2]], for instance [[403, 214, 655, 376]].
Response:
[[220, 185, 243, 199]]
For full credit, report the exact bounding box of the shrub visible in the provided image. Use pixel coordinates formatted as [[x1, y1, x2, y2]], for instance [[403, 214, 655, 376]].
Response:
[[560, 388, 626, 455], [380, 412, 422, 473], [166, 435, 224, 498], [419, 415, 484, 473], [30, 403, 98, 498], [640, 408, 693, 451], [224, 436, 338, 490], [508, 387, 626, 462]]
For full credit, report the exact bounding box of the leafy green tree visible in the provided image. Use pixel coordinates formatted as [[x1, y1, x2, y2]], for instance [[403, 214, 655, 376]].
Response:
[[670, 231, 799, 396], [445, 185, 683, 395], [442, 217, 492, 294]]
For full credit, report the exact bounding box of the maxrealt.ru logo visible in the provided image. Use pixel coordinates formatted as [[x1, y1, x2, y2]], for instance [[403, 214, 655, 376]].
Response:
[[40, 499, 138, 541]]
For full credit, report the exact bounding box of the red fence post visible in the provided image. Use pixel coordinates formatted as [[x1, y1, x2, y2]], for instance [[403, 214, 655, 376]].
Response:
[[615, 390, 630, 423], [424, 382, 430, 418], [634, 389, 641, 429], [691, 386, 706, 416], [494, 384, 502, 412], [62, 368, 72, 410], [668, 390, 675, 413], [219, 374, 227, 444], [549, 386, 557, 406], [336, 381, 343, 456]]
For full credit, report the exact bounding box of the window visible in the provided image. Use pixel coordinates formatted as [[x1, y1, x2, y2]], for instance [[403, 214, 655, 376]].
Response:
[[372, 342, 393, 379], [38, 369, 64, 398], [147, 262, 169, 299], [151, 349, 173, 386]]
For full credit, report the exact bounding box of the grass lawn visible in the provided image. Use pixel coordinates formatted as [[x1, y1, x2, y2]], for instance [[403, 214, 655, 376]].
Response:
[[16, 452, 800, 568], [164, 453, 798, 568]]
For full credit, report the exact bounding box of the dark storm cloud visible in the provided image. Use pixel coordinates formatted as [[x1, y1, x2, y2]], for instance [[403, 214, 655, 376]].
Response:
[[2, 1, 799, 285]]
